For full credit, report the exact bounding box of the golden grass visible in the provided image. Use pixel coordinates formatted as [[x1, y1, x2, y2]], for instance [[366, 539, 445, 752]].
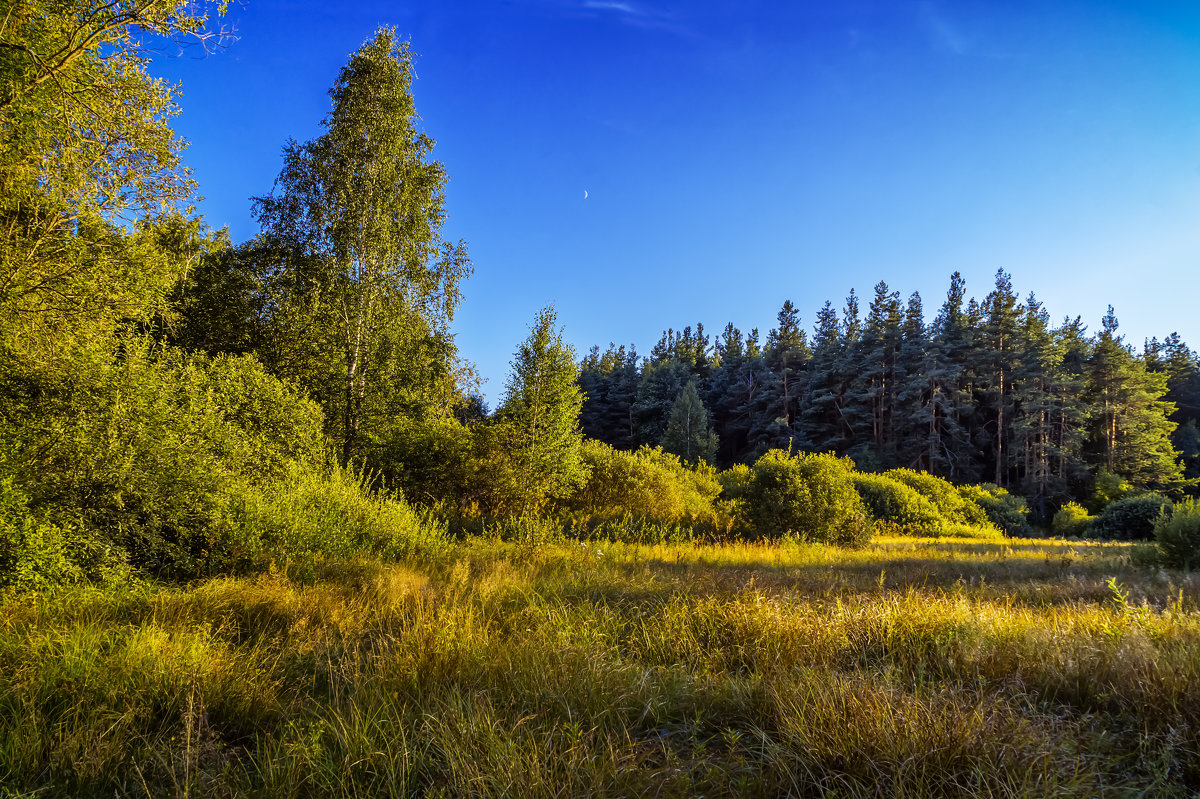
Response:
[[1, 535, 1198, 796]]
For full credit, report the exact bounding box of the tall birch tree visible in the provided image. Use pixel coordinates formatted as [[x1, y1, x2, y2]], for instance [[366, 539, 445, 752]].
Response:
[[254, 28, 470, 462]]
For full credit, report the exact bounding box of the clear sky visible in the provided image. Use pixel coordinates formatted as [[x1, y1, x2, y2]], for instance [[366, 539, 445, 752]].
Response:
[[152, 0, 1200, 404]]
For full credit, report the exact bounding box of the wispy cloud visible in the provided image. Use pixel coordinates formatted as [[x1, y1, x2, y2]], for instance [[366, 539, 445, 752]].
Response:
[[583, 1, 638, 12], [919, 2, 968, 55], [576, 1, 695, 38]]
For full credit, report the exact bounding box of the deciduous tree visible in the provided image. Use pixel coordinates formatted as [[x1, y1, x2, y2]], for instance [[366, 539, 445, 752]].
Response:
[[253, 28, 471, 462]]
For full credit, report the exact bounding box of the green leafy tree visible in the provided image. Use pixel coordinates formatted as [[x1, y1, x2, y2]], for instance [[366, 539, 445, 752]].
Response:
[[495, 306, 588, 514], [661, 379, 719, 465], [253, 28, 471, 463], [0, 0, 224, 356]]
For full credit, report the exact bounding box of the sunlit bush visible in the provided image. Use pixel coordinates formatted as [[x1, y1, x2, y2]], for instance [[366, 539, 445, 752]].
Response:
[[566, 440, 722, 525], [1155, 498, 1200, 569], [853, 472, 947, 536], [1051, 501, 1092, 538], [960, 483, 1031, 537], [2, 338, 327, 580], [229, 462, 451, 578], [884, 469, 993, 529], [718, 462, 753, 501], [745, 450, 871, 546]]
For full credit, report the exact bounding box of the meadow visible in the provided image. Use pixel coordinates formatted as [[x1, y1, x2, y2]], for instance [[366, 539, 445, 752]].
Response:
[[2, 534, 1197, 798]]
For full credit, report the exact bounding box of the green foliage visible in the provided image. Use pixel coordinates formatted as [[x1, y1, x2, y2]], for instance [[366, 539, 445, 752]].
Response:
[[0, 477, 85, 591], [495, 306, 588, 514], [1085, 311, 1183, 490], [660, 379, 718, 466], [1051, 502, 1093, 538], [884, 469, 994, 530], [718, 463, 753, 501], [853, 473, 947, 536], [745, 450, 872, 545], [1154, 498, 1200, 569], [1088, 469, 1134, 514], [0, 2, 217, 360], [368, 416, 475, 507], [2, 338, 326, 579], [959, 483, 1032, 537], [567, 440, 722, 526], [229, 463, 450, 578], [1091, 495, 1173, 541], [253, 28, 471, 462]]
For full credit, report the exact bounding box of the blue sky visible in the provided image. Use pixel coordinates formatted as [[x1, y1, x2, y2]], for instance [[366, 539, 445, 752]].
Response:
[[153, 0, 1200, 403]]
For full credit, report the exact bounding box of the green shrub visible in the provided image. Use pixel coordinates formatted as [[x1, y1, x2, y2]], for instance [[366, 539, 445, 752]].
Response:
[[1090, 494, 1173, 541], [745, 450, 871, 546], [369, 416, 475, 507], [884, 469, 993, 529], [960, 483, 1031, 537], [229, 463, 451, 578], [1051, 502, 1092, 538], [1088, 469, 1133, 514], [0, 477, 83, 591], [1155, 498, 1200, 569], [566, 441, 722, 526], [4, 338, 327, 579], [718, 463, 753, 501], [853, 473, 947, 536]]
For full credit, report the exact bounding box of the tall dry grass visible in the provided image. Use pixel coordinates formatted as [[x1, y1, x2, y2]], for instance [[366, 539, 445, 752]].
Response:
[[1, 535, 1198, 797]]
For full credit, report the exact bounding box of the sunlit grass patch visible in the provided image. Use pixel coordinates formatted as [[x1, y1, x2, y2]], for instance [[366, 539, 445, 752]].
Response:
[[3, 535, 1200, 796]]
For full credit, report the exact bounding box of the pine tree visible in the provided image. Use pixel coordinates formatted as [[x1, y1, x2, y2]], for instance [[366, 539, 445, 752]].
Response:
[[979, 270, 1022, 486], [799, 300, 846, 453], [1084, 307, 1181, 490], [1010, 295, 1088, 520], [848, 281, 904, 468], [759, 300, 811, 450], [707, 323, 751, 464], [577, 343, 639, 449], [894, 291, 931, 469], [927, 272, 979, 481], [496, 306, 588, 513], [661, 380, 719, 465], [1158, 333, 1200, 482], [633, 358, 693, 447]]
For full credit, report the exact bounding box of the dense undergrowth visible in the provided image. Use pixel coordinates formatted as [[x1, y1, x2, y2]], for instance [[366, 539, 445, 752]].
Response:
[[2, 535, 1198, 798]]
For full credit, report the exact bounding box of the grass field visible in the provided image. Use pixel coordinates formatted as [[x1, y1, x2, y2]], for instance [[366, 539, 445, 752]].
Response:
[[2, 535, 1198, 797]]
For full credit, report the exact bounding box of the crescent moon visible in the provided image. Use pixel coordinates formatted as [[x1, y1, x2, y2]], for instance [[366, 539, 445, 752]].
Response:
[[584, 190, 589, 199]]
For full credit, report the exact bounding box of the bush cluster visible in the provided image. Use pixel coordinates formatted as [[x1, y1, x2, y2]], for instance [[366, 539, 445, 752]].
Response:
[[566, 441, 723, 527], [0, 339, 450, 586], [1090, 495, 1173, 541], [1155, 498, 1200, 568], [883, 469, 993, 529], [744, 450, 872, 546], [853, 473, 947, 536], [960, 483, 1031, 537]]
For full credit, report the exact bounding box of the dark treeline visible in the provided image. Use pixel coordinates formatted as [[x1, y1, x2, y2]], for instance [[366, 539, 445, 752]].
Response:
[[578, 271, 1200, 521]]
